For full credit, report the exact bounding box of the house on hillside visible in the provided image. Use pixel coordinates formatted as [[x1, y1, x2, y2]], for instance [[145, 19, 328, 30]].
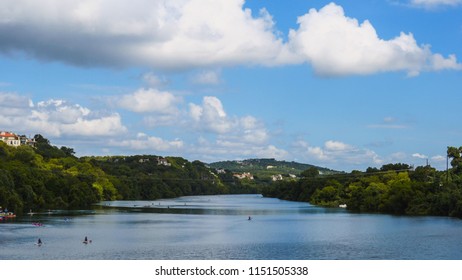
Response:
[[233, 172, 254, 180], [156, 157, 171, 167], [271, 174, 283, 181], [0, 131, 36, 147], [0, 131, 20, 147]]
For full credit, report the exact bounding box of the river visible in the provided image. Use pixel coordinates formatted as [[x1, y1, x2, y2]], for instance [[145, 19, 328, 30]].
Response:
[[1, 194, 462, 260]]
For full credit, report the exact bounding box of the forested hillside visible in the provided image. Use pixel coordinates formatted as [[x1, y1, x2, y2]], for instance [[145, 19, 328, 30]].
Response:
[[0, 135, 248, 214], [262, 149, 462, 218], [209, 158, 339, 178]]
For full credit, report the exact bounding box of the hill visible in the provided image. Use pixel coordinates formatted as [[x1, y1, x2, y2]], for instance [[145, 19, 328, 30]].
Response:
[[209, 158, 340, 179], [0, 135, 255, 214]]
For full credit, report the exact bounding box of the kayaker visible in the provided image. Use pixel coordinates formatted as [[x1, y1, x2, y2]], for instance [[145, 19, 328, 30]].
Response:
[[83, 236, 92, 244]]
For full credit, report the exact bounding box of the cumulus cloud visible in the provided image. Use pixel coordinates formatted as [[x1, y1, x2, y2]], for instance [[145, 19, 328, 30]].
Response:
[[294, 140, 383, 167], [190, 137, 288, 162], [0, 92, 127, 137], [325, 140, 352, 151], [0, 1, 458, 76], [0, 0, 284, 69], [287, 3, 461, 76], [182, 95, 285, 161], [109, 133, 184, 152], [0, 91, 33, 116], [188, 96, 269, 144], [189, 96, 231, 134], [118, 88, 182, 114]]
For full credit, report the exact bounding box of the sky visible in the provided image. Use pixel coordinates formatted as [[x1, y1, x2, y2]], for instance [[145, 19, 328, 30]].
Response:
[[0, 0, 461, 171]]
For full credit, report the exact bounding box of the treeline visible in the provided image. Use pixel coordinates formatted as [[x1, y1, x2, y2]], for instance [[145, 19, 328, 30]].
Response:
[[0, 136, 112, 214], [262, 147, 462, 218], [85, 155, 257, 200], [0, 135, 252, 214]]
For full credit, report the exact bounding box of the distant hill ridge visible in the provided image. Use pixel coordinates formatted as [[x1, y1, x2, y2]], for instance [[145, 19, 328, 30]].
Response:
[[208, 158, 339, 176]]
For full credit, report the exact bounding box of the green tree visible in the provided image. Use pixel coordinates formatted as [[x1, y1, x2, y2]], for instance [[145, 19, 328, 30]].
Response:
[[301, 167, 319, 178], [447, 146, 462, 175]]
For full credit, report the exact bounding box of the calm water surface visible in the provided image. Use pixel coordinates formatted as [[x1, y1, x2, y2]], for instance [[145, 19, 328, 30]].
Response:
[[1, 194, 462, 260]]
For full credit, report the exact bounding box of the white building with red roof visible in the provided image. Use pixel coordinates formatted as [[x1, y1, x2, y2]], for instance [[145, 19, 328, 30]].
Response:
[[0, 131, 35, 147], [0, 131, 20, 147]]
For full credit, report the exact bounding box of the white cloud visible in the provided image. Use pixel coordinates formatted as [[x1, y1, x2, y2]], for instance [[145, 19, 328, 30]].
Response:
[[412, 153, 428, 159], [190, 138, 288, 162], [325, 140, 352, 151], [0, 0, 284, 69], [183, 95, 282, 161], [0, 91, 33, 116], [0, 92, 127, 137], [118, 88, 181, 114], [294, 140, 383, 167], [286, 3, 461, 76], [189, 96, 231, 134], [110, 133, 184, 152], [0, 1, 458, 76], [188, 96, 269, 144], [409, 0, 462, 8]]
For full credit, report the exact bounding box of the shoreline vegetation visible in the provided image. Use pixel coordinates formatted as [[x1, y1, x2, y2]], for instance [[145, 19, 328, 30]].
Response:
[[1, 135, 461, 218]]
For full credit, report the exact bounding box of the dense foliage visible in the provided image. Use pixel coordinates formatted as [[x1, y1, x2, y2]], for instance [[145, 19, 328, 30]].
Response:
[[209, 158, 339, 178], [0, 136, 250, 214], [262, 148, 462, 218]]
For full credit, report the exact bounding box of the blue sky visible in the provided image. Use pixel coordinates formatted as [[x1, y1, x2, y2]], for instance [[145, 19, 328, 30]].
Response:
[[0, 0, 461, 171]]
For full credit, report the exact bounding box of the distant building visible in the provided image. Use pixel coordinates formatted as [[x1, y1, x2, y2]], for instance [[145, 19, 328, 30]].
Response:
[[271, 174, 283, 181], [0, 131, 20, 147], [0, 131, 36, 147], [216, 168, 226, 174], [233, 172, 254, 180], [156, 157, 171, 167]]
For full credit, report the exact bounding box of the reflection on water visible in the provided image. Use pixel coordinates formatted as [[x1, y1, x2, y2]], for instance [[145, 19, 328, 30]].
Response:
[[1, 194, 462, 260]]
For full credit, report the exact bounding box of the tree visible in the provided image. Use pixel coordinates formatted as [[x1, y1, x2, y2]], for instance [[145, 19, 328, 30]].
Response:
[[380, 163, 412, 172], [60, 146, 76, 157], [301, 167, 319, 178], [447, 146, 462, 175]]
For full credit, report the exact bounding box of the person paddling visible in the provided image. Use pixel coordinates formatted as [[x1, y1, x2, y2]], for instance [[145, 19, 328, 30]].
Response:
[[37, 238, 42, 246], [83, 236, 92, 244]]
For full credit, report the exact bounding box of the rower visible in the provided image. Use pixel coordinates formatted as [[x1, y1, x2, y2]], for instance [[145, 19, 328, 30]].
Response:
[[83, 236, 92, 244]]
